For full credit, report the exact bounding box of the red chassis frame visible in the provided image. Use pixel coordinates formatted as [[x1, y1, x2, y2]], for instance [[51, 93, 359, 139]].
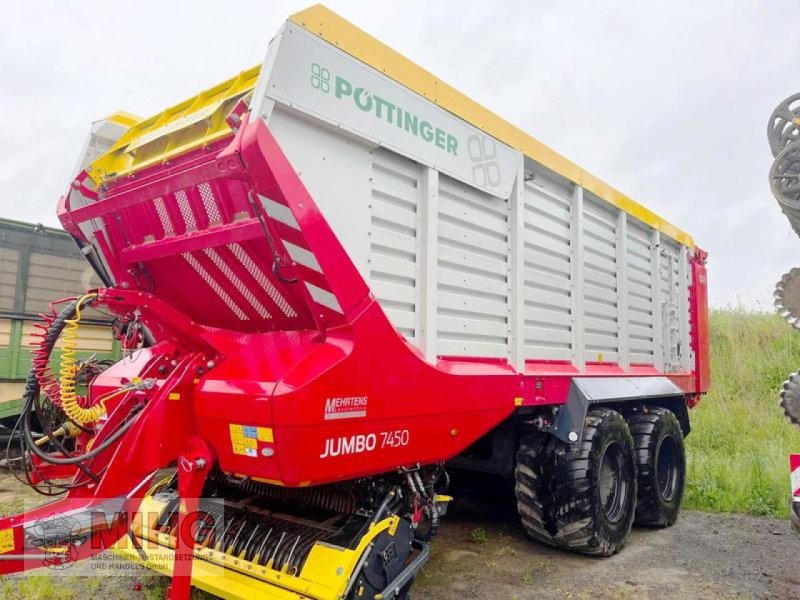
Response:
[[0, 113, 709, 583]]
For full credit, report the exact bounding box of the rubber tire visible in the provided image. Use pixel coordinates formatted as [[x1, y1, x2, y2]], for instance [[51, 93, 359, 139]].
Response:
[[780, 372, 800, 428], [515, 408, 637, 556], [627, 407, 686, 527]]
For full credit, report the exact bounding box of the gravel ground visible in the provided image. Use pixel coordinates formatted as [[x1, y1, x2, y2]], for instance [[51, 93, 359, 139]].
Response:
[[1, 472, 798, 599], [415, 506, 799, 599]]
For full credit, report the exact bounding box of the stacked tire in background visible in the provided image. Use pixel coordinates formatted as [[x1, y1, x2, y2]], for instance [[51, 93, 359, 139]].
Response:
[[767, 92, 800, 533]]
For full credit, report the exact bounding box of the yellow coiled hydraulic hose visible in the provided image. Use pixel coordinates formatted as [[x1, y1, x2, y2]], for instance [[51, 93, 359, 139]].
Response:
[[58, 293, 105, 425]]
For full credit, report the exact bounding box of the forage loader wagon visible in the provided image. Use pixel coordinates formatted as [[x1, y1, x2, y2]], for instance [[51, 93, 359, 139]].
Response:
[[0, 5, 710, 599]]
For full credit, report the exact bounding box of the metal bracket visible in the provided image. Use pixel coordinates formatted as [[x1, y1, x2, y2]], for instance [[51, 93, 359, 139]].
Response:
[[378, 539, 430, 600], [546, 377, 686, 444]]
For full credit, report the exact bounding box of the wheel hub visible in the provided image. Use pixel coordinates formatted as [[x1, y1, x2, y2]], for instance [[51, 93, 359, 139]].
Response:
[[598, 442, 629, 523], [656, 435, 680, 502]]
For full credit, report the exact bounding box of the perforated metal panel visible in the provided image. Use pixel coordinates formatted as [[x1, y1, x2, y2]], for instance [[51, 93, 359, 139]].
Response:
[[436, 175, 509, 358], [368, 149, 421, 341]]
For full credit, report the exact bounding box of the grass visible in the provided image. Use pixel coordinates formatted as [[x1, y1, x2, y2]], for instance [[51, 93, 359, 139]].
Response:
[[683, 307, 800, 518], [1, 575, 58, 600], [470, 527, 488, 544], [0, 575, 104, 600]]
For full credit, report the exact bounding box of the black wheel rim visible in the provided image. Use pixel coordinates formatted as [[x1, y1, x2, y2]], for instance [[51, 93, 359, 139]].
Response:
[[598, 442, 629, 523], [656, 435, 680, 502]]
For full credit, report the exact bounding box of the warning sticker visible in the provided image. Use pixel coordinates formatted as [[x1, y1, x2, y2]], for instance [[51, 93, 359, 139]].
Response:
[[229, 423, 274, 457], [229, 424, 244, 444], [0, 528, 15, 554]]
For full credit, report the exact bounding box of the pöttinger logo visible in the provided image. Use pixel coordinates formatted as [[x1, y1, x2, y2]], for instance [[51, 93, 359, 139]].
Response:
[[468, 135, 501, 188], [311, 63, 330, 93]]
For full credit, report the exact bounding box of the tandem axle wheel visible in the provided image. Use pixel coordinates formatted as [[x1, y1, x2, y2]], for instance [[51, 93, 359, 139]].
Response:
[[515, 406, 686, 556]]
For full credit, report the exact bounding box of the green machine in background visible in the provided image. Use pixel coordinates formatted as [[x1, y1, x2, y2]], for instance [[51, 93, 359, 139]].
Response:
[[0, 217, 119, 426]]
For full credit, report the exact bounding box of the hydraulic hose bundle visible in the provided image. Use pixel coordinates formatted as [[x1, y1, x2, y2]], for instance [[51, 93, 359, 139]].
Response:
[[768, 93, 800, 427], [57, 293, 110, 425], [4, 294, 139, 494], [29, 297, 78, 406]]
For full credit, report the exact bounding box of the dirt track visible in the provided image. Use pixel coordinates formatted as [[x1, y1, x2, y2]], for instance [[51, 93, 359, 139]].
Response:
[[1, 472, 798, 599], [415, 506, 799, 599]]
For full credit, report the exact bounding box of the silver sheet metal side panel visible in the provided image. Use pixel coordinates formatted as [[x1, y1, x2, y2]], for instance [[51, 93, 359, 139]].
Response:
[[582, 193, 620, 364], [522, 181, 573, 361], [256, 26, 694, 374], [626, 219, 656, 365], [616, 211, 630, 369], [435, 174, 509, 358], [417, 168, 439, 361], [678, 247, 693, 372], [659, 237, 683, 372], [519, 166, 691, 371], [508, 161, 526, 371], [268, 107, 373, 282], [269, 107, 694, 371], [651, 230, 665, 370], [369, 148, 421, 342]]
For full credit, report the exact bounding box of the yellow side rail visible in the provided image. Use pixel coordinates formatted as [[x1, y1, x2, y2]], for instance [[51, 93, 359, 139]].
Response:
[[87, 66, 260, 185]]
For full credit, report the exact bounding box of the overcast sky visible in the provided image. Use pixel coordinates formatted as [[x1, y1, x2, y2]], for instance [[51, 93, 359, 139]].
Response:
[[0, 0, 795, 307]]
